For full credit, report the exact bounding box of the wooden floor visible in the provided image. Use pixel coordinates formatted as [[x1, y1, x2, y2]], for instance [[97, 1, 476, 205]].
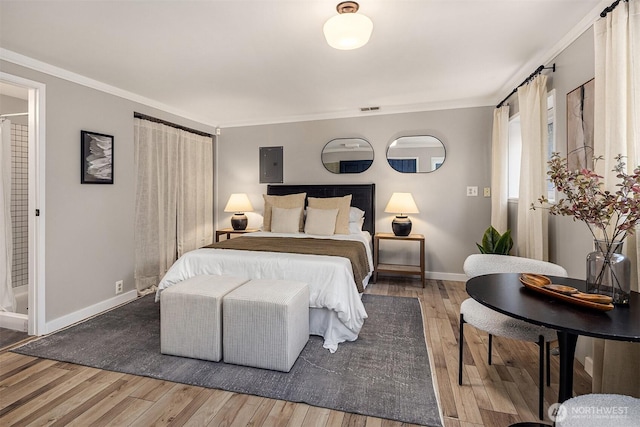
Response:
[[0, 277, 591, 426]]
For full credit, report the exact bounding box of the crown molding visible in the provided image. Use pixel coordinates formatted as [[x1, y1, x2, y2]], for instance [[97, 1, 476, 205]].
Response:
[[218, 96, 495, 129], [0, 48, 218, 128]]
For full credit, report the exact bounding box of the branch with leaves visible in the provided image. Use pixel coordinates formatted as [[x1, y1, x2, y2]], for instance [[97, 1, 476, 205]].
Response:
[[532, 152, 640, 254]]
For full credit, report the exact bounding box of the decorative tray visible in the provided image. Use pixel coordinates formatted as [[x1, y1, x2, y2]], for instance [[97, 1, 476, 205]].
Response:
[[519, 273, 614, 311]]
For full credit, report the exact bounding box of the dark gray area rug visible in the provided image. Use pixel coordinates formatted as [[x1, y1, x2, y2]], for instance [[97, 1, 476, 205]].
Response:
[[14, 294, 442, 426], [0, 327, 29, 349]]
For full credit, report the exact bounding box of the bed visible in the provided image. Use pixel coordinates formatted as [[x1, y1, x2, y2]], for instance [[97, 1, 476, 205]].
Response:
[[156, 184, 376, 352]]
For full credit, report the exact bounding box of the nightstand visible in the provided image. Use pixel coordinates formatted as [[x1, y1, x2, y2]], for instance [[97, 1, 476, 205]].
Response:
[[373, 232, 425, 287], [215, 228, 259, 242]]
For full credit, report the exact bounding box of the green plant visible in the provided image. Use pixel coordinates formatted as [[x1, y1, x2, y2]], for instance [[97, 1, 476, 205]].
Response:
[[476, 226, 513, 255]]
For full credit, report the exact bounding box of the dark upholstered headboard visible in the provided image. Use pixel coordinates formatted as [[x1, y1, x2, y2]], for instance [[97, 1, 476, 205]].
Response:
[[266, 184, 376, 235]]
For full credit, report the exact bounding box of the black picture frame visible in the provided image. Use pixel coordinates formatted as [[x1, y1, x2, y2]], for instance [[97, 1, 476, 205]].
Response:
[[81, 130, 114, 184]]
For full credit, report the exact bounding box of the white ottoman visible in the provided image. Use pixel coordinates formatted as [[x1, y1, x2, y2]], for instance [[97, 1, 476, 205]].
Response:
[[161, 275, 248, 361], [223, 279, 309, 372]]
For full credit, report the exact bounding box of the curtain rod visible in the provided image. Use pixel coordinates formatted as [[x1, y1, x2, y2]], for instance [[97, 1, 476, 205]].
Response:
[[496, 63, 556, 109], [133, 112, 214, 138], [601, 0, 627, 17]]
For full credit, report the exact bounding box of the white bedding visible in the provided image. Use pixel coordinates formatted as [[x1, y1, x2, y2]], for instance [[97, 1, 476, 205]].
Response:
[[155, 231, 373, 352]]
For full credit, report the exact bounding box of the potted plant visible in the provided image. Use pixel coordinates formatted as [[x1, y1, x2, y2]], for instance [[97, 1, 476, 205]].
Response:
[[476, 226, 513, 255], [533, 152, 640, 305]]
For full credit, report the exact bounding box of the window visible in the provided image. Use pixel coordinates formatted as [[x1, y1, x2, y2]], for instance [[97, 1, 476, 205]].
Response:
[[508, 91, 556, 201]]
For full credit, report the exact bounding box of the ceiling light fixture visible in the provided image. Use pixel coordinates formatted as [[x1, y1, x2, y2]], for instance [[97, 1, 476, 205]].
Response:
[[323, 1, 373, 50]]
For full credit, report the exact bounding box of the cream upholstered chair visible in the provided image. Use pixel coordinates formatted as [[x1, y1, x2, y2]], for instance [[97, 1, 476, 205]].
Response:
[[459, 254, 568, 420], [556, 394, 640, 426]]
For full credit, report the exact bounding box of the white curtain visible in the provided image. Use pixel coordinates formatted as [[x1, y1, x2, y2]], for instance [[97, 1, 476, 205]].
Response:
[[0, 119, 15, 312], [491, 105, 510, 234], [592, 0, 640, 397], [134, 119, 214, 294], [177, 130, 213, 256], [516, 74, 549, 260]]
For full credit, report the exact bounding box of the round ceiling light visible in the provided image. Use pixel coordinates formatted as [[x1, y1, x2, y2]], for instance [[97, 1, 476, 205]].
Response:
[[323, 1, 373, 50]]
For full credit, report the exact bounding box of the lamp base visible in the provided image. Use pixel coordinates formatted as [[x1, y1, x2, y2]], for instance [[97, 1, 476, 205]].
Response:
[[231, 213, 248, 230], [392, 215, 412, 236]]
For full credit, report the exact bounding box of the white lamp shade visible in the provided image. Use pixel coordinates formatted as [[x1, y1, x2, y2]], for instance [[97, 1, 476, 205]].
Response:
[[224, 193, 253, 213], [384, 193, 419, 214], [323, 13, 373, 50]]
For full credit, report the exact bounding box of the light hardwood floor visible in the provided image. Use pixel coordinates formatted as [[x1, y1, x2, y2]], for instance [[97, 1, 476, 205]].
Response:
[[0, 277, 591, 426]]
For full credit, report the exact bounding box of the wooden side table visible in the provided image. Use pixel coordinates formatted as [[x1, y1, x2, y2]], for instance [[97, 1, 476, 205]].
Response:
[[373, 232, 425, 287], [215, 228, 259, 242]]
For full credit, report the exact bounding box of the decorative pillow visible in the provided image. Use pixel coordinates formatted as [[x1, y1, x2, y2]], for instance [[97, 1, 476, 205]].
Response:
[[349, 206, 365, 222], [262, 193, 306, 232], [304, 207, 339, 236], [271, 207, 303, 234], [307, 195, 352, 234]]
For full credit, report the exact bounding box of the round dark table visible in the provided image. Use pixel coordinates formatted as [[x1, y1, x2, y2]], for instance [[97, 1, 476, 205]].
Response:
[[466, 273, 640, 404]]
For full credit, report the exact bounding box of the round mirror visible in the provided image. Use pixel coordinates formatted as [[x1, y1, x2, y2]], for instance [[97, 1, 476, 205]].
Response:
[[321, 138, 374, 174], [386, 135, 446, 173]]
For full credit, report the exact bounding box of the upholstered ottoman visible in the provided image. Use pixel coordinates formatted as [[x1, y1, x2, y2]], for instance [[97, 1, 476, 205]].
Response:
[[160, 275, 248, 361], [223, 279, 309, 372]]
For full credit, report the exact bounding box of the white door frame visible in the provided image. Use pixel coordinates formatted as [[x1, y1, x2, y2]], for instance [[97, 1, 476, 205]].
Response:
[[1, 72, 46, 336]]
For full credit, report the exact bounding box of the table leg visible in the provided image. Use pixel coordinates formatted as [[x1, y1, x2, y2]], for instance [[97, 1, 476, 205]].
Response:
[[373, 237, 379, 283], [556, 331, 578, 403]]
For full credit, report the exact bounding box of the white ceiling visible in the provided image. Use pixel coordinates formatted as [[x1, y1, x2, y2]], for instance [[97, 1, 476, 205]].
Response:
[[0, 0, 606, 128]]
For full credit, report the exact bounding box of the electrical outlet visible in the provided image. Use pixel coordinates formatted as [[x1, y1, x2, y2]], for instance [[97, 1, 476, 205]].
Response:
[[483, 187, 491, 197], [466, 186, 478, 196], [115, 280, 123, 294]]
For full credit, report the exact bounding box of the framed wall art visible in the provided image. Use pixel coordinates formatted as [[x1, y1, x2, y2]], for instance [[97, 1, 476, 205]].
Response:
[[566, 78, 595, 172], [81, 130, 114, 184]]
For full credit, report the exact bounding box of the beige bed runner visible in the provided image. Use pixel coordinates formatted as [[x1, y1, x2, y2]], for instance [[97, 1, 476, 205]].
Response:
[[205, 237, 370, 293]]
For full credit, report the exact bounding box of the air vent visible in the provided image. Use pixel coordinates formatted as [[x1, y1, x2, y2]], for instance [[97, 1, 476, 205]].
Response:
[[360, 106, 380, 112]]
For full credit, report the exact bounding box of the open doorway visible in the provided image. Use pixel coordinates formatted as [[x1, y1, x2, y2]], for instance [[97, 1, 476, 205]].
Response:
[[0, 73, 46, 336]]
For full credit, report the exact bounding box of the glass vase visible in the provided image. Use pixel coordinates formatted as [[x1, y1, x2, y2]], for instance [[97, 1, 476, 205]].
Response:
[[586, 240, 630, 306]]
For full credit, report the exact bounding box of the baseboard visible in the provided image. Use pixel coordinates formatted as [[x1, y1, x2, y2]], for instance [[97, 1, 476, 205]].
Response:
[[0, 312, 28, 332], [425, 271, 467, 282], [45, 290, 137, 334]]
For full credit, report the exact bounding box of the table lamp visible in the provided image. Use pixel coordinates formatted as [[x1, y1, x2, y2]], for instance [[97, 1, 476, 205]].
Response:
[[384, 192, 419, 236], [224, 193, 254, 230]]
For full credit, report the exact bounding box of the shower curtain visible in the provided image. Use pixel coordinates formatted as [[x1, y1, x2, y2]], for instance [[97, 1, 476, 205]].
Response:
[[0, 119, 15, 312]]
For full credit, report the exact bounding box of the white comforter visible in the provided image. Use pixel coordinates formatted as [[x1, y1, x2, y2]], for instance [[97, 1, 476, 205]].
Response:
[[155, 231, 373, 351]]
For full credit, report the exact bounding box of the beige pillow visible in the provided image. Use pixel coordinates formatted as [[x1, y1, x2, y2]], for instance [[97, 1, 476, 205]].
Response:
[[304, 207, 339, 236], [307, 195, 352, 234], [262, 193, 306, 231], [271, 207, 303, 233]]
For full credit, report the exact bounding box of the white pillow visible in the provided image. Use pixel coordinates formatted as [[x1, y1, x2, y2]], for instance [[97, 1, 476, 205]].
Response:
[[271, 207, 303, 233], [349, 206, 365, 222], [304, 207, 339, 236], [349, 218, 365, 234]]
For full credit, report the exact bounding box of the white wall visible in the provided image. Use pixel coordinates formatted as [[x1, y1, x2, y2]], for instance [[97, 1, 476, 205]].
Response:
[[218, 107, 493, 279], [1, 60, 216, 327], [546, 29, 596, 277]]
